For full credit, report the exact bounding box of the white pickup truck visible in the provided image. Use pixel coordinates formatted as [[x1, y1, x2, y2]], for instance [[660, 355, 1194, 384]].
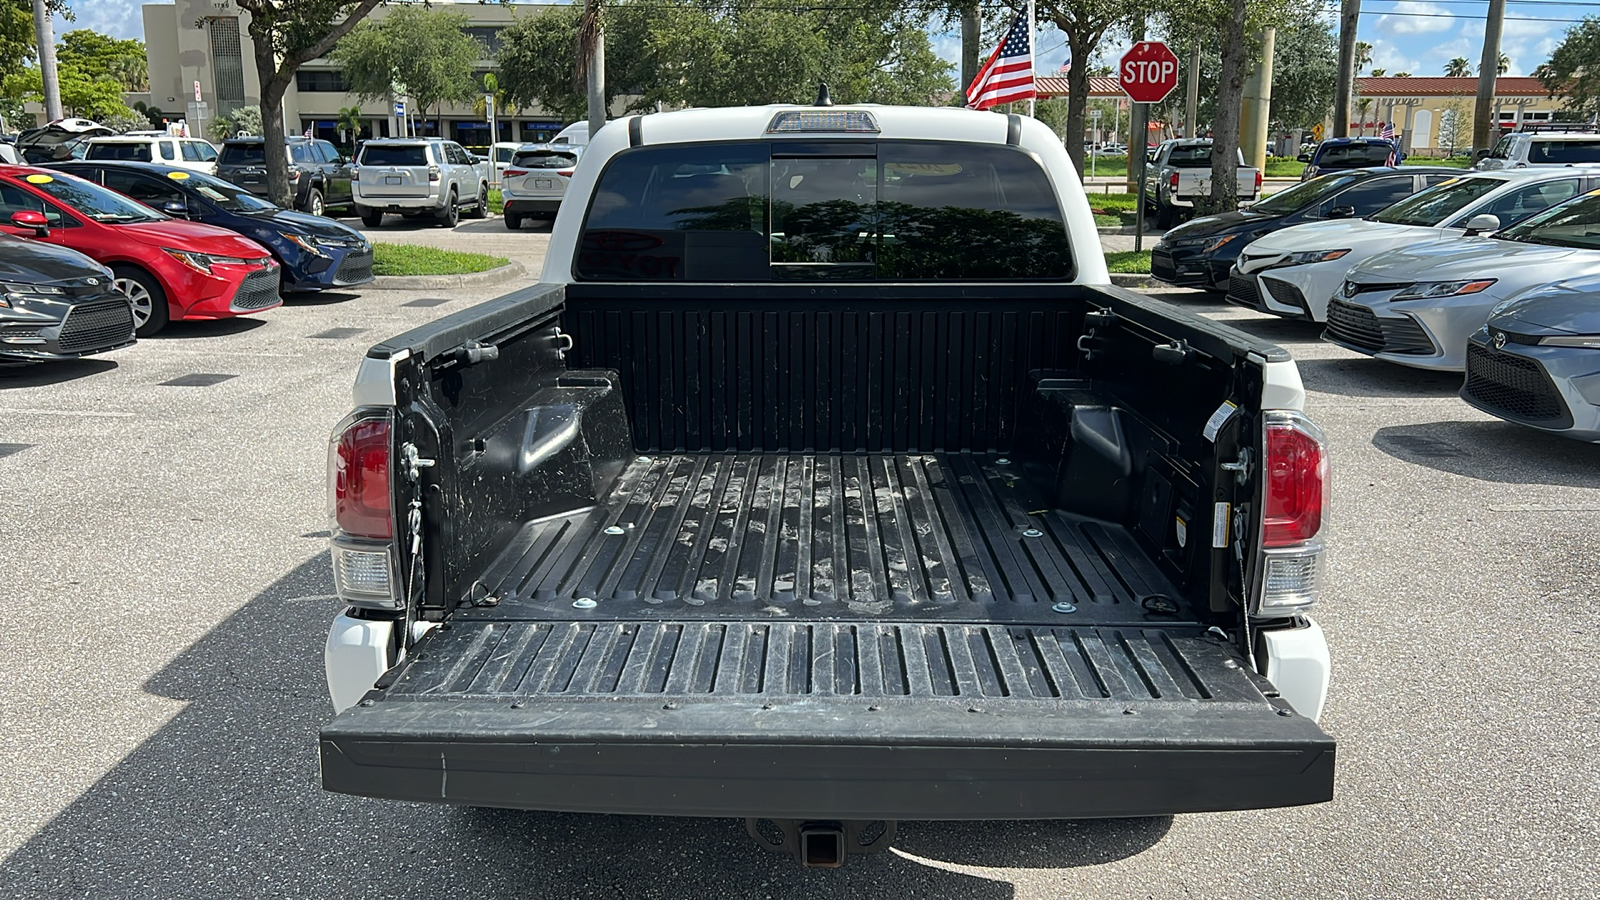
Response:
[[319, 103, 1334, 867], [1146, 138, 1263, 227]]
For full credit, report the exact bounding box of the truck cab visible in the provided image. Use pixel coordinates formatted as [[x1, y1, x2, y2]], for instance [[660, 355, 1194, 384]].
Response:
[[319, 104, 1334, 865]]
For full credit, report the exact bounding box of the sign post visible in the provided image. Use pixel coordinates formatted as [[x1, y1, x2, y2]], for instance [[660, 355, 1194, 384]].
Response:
[[1119, 41, 1181, 252]]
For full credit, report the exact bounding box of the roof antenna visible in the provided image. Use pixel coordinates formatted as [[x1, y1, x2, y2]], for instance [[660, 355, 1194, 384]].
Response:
[[815, 83, 833, 107]]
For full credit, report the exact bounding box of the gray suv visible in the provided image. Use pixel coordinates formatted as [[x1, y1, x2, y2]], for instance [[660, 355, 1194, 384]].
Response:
[[352, 138, 489, 228]]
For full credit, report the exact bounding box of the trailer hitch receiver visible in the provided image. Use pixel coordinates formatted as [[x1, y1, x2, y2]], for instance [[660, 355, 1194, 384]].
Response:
[[745, 818, 897, 867]]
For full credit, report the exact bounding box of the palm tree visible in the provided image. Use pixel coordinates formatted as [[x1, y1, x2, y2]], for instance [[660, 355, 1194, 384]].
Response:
[[472, 73, 515, 123], [1370, 68, 1387, 78], [1355, 41, 1374, 74], [1395, 72, 1412, 78], [1356, 97, 1373, 135], [335, 106, 364, 150], [1445, 57, 1471, 77]]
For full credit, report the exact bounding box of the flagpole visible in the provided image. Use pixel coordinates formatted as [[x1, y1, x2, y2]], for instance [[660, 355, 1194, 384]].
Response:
[[1026, 0, 1037, 117]]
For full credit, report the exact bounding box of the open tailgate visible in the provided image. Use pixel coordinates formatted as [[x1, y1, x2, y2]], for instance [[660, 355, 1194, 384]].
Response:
[[321, 620, 1333, 819]]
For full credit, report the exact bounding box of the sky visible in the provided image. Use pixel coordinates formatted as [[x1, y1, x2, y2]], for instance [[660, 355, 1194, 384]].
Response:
[[61, 0, 1600, 81]]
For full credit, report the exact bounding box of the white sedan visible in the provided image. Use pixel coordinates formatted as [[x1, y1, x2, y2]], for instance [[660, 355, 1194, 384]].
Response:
[[1228, 169, 1600, 321], [1322, 188, 1600, 371]]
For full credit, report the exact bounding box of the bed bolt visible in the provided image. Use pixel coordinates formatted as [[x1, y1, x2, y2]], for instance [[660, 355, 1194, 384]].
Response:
[[967, 706, 982, 713], [511, 700, 526, 709], [1123, 708, 1138, 716], [638, 455, 652, 463], [1223, 659, 1239, 669], [573, 597, 597, 609], [1051, 602, 1077, 614], [762, 703, 775, 710], [867, 705, 882, 712], [359, 699, 375, 707], [604, 525, 626, 535], [1022, 528, 1043, 538], [663, 702, 680, 710], [995, 457, 1011, 465], [1277, 708, 1295, 717]]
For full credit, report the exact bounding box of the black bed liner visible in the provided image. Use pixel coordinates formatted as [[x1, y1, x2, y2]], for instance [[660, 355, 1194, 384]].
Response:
[[463, 452, 1190, 624], [322, 452, 1335, 818]]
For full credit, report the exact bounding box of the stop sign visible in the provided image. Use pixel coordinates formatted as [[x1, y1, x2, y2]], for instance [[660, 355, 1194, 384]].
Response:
[[1119, 41, 1180, 104]]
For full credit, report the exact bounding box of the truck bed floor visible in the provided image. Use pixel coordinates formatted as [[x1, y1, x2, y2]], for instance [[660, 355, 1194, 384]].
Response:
[[464, 453, 1189, 624]]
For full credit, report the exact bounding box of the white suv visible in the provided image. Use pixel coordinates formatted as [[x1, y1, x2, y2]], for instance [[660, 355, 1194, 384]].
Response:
[[1475, 129, 1600, 170], [352, 139, 490, 228], [84, 135, 219, 174]]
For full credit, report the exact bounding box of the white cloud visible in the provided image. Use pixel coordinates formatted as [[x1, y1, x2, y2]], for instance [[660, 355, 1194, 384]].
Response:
[[64, 0, 156, 40], [1374, 2, 1456, 37]]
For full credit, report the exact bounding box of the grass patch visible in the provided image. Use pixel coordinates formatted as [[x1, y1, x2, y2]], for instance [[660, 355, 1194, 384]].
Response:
[[372, 242, 510, 277], [1090, 193, 1140, 212], [1104, 250, 1151, 274], [488, 188, 504, 214], [1263, 158, 1305, 178], [1404, 156, 1472, 168]]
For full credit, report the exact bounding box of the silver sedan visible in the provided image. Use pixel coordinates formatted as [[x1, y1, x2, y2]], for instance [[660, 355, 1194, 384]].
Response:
[[1462, 277, 1600, 442], [1323, 189, 1600, 371]]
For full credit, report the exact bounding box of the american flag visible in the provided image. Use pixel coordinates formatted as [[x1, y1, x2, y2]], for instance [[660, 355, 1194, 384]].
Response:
[[304, 125, 314, 139], [1380, 121, 1396, 140], [966, 14, 1036, 110]]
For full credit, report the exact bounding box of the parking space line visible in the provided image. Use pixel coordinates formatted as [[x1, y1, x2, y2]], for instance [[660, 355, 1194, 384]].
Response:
[[0, 407, 137, 418], [0, 443, 34, 458], [308, 328, 369, 339]]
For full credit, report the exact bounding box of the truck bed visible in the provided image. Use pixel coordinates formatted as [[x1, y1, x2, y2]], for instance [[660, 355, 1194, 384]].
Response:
[[323, 451, 1334, 819], [462, 452, 1191, 624]]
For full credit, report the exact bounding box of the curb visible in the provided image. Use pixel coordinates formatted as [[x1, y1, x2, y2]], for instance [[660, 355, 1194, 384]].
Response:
[[1097, 225, 1163, 236], [370, 262, 526, 291], [1109, 272, 1161, 289]]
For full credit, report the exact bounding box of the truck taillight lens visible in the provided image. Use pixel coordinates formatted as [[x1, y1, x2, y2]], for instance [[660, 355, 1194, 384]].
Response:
[[1257, 411, 1329, 614], [330, 409, 393, 540], [1169, 172, 1179, 189], [1263, 414, 1327, 548], [428, 165, 440, 183], [1255, 169, 1263, 190], [350, 166, 359, 181]]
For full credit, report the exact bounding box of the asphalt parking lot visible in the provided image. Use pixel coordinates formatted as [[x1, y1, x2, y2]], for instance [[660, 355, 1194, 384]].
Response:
[[1, 221, 1597, 898]]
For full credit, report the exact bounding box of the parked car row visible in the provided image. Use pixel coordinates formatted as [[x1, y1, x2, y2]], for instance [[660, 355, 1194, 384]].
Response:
[[0, 159, 375, 366], [1155, 165, 1600, 444]]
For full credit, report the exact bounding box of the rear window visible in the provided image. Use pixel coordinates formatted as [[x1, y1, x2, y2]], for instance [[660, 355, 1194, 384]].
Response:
[[86, 142, 153, 162], [1315, 142, 1394, 166], [220, 143, 266, 165], [360, 144, 428, 166], [1530, 139, 1600, 164], [1166, 145, 1213, 167], [576, 141, 1072, 282], [512, 149, 579, 169]]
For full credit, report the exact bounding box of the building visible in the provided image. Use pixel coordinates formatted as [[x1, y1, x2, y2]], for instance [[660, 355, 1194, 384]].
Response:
[[1354, 76, 1566, 155], [141, 0, 570, 148]]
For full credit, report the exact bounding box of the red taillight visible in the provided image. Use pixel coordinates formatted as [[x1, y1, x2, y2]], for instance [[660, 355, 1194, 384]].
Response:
[[1169, 172, 1179, 189], [555, 168, 575, 177], [331, 412, 393, 539], [503, 168, 528, 177], [428, 165, 440, 183], [1263, 415, 1327, 548], [351, 166, 360, 182], [1255, 169, 1263, 190]]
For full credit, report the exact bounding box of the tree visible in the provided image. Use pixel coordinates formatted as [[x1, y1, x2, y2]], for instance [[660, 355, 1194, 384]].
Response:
[[1147, 13, 1333, 135], [2, 64, 131, 120], [1438, 99, 1471, 155], [472, 72, 514, 122], [1370, 68, 1386, 77], [335, 105, 364, 148], [58, 30, 148, 91], [1445, 56, 1471, 77], [1355, 40, 1373, 74], [234, 0, 386, 207], [495, 0, 952, 122], [1395, 71, 1411, 77], [332, 6, 484, 132], [1355, 96, 1373, 135], [1539, 18, 1600, 118], [1481, 52, 1510, 76], [1032, 0, 1148, 177]]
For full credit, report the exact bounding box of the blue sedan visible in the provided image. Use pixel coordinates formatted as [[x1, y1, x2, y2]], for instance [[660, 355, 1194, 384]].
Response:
[[49, 161, 374, 292]]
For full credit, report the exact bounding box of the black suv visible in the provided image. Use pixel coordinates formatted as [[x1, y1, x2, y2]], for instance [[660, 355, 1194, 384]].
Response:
[[216, 137, 354, 217]]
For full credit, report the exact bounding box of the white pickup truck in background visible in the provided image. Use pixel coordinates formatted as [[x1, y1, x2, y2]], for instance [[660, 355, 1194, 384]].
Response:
[[1145, 138, 1263, 227]]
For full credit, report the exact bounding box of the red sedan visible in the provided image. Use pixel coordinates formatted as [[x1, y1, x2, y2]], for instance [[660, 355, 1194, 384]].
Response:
[[0, 165, 281, 335]]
